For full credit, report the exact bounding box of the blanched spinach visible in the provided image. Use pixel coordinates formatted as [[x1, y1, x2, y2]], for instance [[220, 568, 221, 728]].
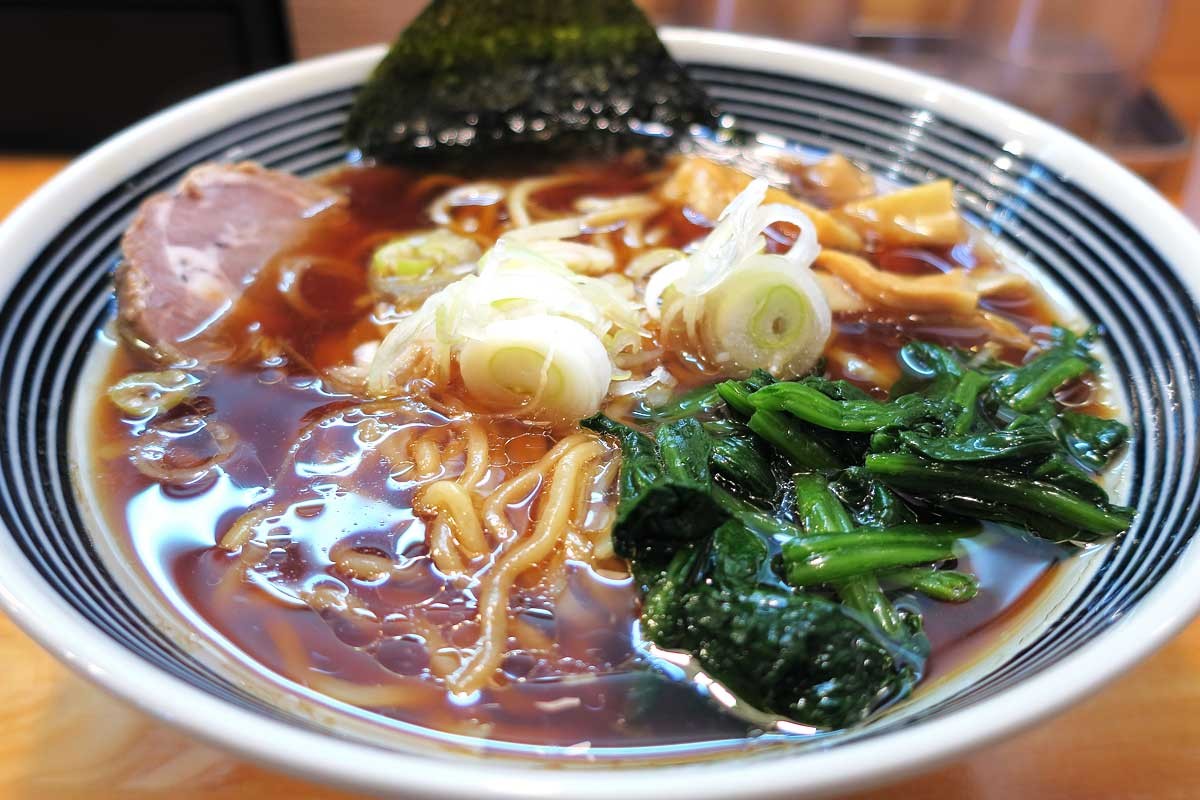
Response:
[[586, 328, 1132, 732], [886, 568, 980, 602], [750, 383, 952, 433], [829, 467, 916, 528], [1059, 411, 1129, 472], [709, 519, 773, 591], [864, 453, 1133, 541], [708, 432, 778, 500], [747, 410, 840, 471], [649, 383, 724, 422], [899, 426, 1059, 462], [581, 414, 729, 561], [666, 586, 917, 729], [992, 327, 1099, 412], [637, 520, 917, 730]]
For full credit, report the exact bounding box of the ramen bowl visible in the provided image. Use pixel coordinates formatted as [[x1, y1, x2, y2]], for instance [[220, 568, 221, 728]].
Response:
[[1, 28, 1199, 800]]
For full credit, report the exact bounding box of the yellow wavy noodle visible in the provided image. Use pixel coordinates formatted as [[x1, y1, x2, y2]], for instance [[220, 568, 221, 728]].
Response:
[[449, 214, 501, 249], [411, 434, 442, 479], [267, 615, 453, 728], [589, 229, 614, 263], [189, 216, 637, 698], [375, 425, 417, 473], [592, 529, 616, 561], [577, 193, 661, 228], [305, 675, 433, 710], [217, 506, 273, 551], [644, 221, 668, 246], [426, 517, 466, 575], [623, 215, 645, 248], [473, 201, 502, 240], [402, 616, 459, 678], [564, 529, 592, 563], [266, 616, 317, 687], [457, 420, 490, 491], [354, 229, 420, 264], [570, 457, 602, 528], [222, 414, 495, 586], [440, 433, 466, 463], [409, 419, 495, 574], [450, 438, 608, 694], [212, 541, 269, 608], [481, 432, 590, 541], [507, 174, 585, 227], [330, 545, 392, 581], [406, 173, 463, 201], [415, 481, 488, 561], [539, 542, 572, 599]]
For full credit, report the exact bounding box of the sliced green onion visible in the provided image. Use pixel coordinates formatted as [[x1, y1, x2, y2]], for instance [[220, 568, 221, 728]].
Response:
[[366, 242, 642, 404], [642, 179, 831, 379], [702, 254, 831, 378], [369, 229, 480, 298], [458, 315, 611, 421]]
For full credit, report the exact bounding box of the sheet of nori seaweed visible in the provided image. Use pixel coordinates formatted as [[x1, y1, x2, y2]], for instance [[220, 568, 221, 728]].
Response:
[[344, 0, 720, 168]]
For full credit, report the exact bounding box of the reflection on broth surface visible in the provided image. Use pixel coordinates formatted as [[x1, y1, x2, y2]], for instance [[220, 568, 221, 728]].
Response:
[[89, 150, 1124, 755]]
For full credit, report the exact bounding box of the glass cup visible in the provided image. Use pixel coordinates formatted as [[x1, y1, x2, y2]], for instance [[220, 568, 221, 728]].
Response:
[[951, 0, 1166, 139]]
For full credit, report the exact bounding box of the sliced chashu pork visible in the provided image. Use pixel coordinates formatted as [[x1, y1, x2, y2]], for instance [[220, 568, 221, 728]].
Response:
[[116, 162, 340, 362]]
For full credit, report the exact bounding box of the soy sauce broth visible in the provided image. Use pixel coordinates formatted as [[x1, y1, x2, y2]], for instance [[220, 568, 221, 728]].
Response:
[[85, 156, 1081, 757]]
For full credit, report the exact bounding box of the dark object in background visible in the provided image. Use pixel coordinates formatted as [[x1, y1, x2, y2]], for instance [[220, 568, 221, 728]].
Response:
[[0, 1, 291, 151]]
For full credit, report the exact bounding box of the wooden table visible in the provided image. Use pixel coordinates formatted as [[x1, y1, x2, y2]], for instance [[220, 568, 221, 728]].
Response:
[[3, 147, 1199, 799]]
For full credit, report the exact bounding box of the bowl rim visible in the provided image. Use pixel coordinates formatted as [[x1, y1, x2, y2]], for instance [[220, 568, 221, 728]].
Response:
[[1, 27, 1199, 800]]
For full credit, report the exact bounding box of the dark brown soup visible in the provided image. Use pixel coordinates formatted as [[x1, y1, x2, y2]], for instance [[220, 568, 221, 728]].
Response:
[[87, 156, 1102, 758]]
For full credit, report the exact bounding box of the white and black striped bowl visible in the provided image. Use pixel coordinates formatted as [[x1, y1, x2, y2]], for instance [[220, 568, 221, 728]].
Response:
[[2, 30, 1199, 800]]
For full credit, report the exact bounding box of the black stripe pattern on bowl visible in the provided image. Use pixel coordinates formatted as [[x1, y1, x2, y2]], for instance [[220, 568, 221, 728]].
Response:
[[0, 63, 1197, 753]]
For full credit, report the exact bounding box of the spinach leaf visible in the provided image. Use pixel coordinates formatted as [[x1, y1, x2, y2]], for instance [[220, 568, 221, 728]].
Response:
[[746, 410, 840, 471], [712, 485, 802, 538], [797, 375, 874, 402], [830, 467, 916, 528], [1059, 411, 1129, 472], [791, 472, 935, 663], [588, 328, 1133, 732], [949, 370, 991, 434], [782, 527, 966, 587], [716, 369, 776, 417], [581, 414, 729, 561], [709, 433, 778, 500], [709, 520, 773, 592], [656, 417, 713, 484], [674, 587, 917, 730], [751, 383, 953, 433], [640, 547, 703, 646], [899, 425, 1059, 462], [991, 327, 1099, 412], [649, 383, 724, 422], [865, 452, 1133, 539], [886, 568, 979, 602], [1031, 452, 1109, 505], [892, 341, 964, 398]]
